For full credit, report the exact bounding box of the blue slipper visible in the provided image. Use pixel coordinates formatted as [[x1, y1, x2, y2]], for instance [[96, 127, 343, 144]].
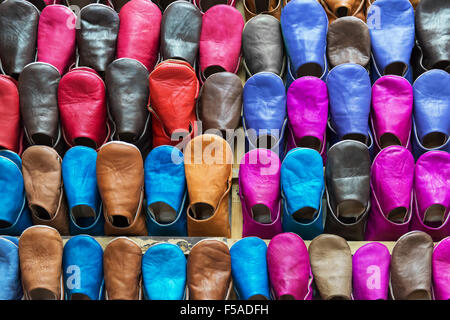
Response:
[[63, 235, 104, 300], [230, 237, 270, 300], [142, 243, 187, 300], [0, 237, 22, 300], [144, 146, 187, 236], [281, 0, 328, 79], [62, 146, 104, 235], [281, 148, 324, 239], [243, 72, 287, 158]]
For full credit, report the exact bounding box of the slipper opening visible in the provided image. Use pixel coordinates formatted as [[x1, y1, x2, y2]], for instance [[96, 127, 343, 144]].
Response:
[[29, 288, 58, 300], [432, 60, 450, 72], [251, 204, 272, 224], [292, 206, 317, 222], [189, 203, 215, 220], [296, 62, 323, 78], [70, 293, 91, 300], [249, 294, 269, 300], [71, 205, 96, 228], [379, 133, 402, 149], [74, 137, 97, 150], [342, 133, 368, 145], [328, 295, 351, 300], [111, 215, 131, 228], [406, 289, 431, 300], [421, 132, 447, 149], [256, 134, 278, 150], [0, 220, 12, 229], [336, 6, 349, 17], [383, 62, 407, 77], [387, 206, 408, 223], [148, 202, 177, 225], [255, 0, 271, 13], [423, 204, 446, 228], [31, 205, 52, 220], [296, 136, 322, 152], [118, 132, 138, 144], [202, 0, 228, 11], [31, 133, 53, 147], [160, 0, 178, 11], [203, 65, 226, 79], [337, 200, 365, 223]]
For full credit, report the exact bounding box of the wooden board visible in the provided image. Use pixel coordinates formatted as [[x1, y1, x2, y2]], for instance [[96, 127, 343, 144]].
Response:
[[62, 236, 397, 255]]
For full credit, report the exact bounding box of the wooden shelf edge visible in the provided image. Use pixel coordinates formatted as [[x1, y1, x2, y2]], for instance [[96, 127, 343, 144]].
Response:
[[60, 236, 398, 255]]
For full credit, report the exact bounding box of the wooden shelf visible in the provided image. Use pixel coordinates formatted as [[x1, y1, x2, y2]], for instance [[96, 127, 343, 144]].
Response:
[[62, 236, 397, 255]]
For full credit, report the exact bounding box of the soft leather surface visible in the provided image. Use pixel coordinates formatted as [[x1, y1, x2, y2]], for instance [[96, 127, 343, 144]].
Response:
[[327, 63, 371, 141], [242, 14, 284, 76], [103, 237, 142, 300], [148, 60, 199, 148], [287, 76, 328, 154], [19, 62, 61, 148], [144, 145, 187, 236], [19, 226, 64, 300], [0, 150, 21, 169], [58, 68, 108, 149], [391, 231, 433, 300], [281, 148, 324, 222], [366, 146, 414, 241], [0, 75, 21, 153], [243, 72, 286, 145], [281, 0, 328, 78], [142, 243, 186, 300], [117, 0, 161, 70], [184, 134, 232, 237], [325, 140, 371, 240], [281, 148, 324, 240], [22, 146, 70, 235], [199, 5, 244, 79], [230, 237, 270, 300], [63, 235, 104, 300], [96, 142, 147, 236], [415, 0, 450, 72], [412, 70, 450, 151], [410, 151, 450, 241], [37, 5, 76, 74], [0, 154, 25, 229], [105, 58, 149, 146], [352, 242, 390, 300], [267, 233, 312, 300], [77, 4, 119, 72], [62, 146, 104, 235], [371, 75, 413, 150], [187, 240, 232, 300], [160, 1, 202, 67], [0, 0, 39, 76], [0, 237, 22, 300], [368, 0, 415, 76], [309, 234, 352, 300], [239, 149, 282, 239], [432, 237, 450, 300], [197, 72, 242, 135], [327, 16, 370, 68]]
